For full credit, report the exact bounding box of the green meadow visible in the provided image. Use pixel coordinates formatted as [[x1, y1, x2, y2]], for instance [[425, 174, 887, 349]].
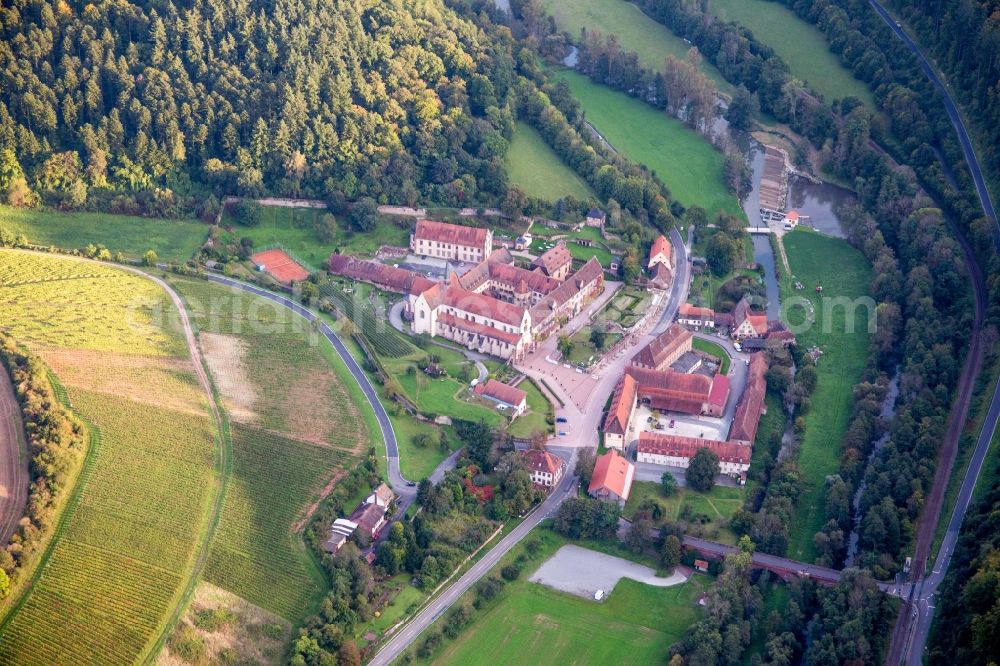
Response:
[[506, 123, 595, 201]]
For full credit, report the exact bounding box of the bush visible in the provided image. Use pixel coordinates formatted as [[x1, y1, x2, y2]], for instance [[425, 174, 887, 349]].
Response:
[[500, 564, 521, 581], [236, 199, 263, 227]]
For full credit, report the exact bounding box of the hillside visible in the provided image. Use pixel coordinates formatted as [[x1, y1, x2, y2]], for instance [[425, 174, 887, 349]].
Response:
[[0, 0, 513, 209]]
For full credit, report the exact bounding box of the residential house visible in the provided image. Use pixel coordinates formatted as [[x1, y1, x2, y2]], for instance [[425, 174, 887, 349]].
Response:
[[474, 379, 528, 416], [410, 219, 492, 263], [521, 449, 565, 488], [366, 483, 394, 509], [585, 208, 607, 228], [532, 241, 573, 281], [731, 297, 769, 339], [350, 502, 388, 540], [677, 303, 716, 329], [648, 235, 674, 270], [588, 449, 635, 505]]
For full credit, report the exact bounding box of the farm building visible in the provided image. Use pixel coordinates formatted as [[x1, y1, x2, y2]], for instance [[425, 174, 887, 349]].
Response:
[[366, 483, 395, 509], [322, 518, 359, 554], [729, 353, 768, 446], [474, 379, 528, 416], [350, 502, 388, 540], [588, 450, 635, 506]]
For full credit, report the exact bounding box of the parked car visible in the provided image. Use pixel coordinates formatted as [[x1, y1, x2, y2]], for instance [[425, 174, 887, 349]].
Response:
[[556, 416, 568, 423], [669, 419, 675, 428]]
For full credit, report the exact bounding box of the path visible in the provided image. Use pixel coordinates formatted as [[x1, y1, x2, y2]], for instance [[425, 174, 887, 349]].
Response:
[[387, 300, 488, 382], [0, 366, 28, 546]]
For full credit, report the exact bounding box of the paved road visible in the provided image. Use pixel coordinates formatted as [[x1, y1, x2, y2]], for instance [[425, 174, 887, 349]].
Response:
[[367, 469, 578, 666], [865, 4, 1000, 663], [867, 0, 996, 227], [202, 274, 422, 508]]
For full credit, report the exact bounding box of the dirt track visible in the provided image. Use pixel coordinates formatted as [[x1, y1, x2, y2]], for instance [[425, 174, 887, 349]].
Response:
[[0, 367, 28, 546]]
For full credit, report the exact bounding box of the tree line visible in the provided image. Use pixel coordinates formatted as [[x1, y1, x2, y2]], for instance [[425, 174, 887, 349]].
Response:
[[0, 335, 87, 600]]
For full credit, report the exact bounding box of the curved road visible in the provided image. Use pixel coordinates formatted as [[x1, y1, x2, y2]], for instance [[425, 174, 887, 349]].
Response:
[[865, 3, 999, 663], [202, 274, 420, 508], [867, 0, 996, 225]]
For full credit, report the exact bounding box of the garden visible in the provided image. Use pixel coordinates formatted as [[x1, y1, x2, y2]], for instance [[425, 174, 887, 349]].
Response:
[[623, 480, 747, 546]]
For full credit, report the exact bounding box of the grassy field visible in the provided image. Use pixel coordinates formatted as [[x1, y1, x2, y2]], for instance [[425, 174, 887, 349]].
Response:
[[506, 123, 594, 201], [692, 336, 731, 374], [171, 277, 368, 624], [0, 204, 207, 263], [509, 378, 555, 439], [219, 205, 411, 267], [708, 0, 875, 106], [529, 226, 615, 266], [0, 251, 219, 665], [624, 480, 746, 545], [421, 529, 708, 665], [554, 70, 743, 219], [540, 0, 734, 94], [778, 229, 871, 560]]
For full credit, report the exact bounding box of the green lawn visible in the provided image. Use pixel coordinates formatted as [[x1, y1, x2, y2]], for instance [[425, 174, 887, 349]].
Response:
[[708, 0, 875, 106], [541, 0, 734, 94], [692, 337, 731, 374], [219, 205, 411, 266], [778, 229, 871, 561], [423, 529, 707, 665], [554, 70, 743, 219], [0, 204, 207, 262], [509, 378, 555, 439], [624, 480, 746, 545], [529, 228, 614, 266], [506, 123, 595, 201]]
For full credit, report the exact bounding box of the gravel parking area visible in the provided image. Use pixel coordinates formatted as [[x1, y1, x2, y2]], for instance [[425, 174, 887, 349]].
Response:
[[529, 544, 688, 600]]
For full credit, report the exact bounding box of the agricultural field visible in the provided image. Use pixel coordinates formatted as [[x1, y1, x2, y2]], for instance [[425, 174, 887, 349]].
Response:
[[624, 480, 746, 545], [171, 277, 369, 624], [708, 0, 875, 106], [416, 529, 708, 665], [218, 205, 411, 268], [539, 0, 734, 94], [777, 229, 871, 560], [0, 204, 207, 263], [553, 70, 744, 219], [0, 250, 219, 665], [506, 123, 595, 201]]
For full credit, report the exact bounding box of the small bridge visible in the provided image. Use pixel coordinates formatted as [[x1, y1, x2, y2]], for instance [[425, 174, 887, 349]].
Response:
[[747, 226, 771, 234]]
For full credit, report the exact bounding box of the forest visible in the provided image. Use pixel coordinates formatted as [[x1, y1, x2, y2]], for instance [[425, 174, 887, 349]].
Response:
[[0, 0, 521, 215]]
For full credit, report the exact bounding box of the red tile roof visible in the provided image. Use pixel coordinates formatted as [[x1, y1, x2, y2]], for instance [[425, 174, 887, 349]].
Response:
[[438, 312, 523, 346], [413, 219, 489, 248], [708, 374, 730, 409], [626, 367, 712, 414], [638, 432, 751, 465], [533, 242, 572, 276], [679, 303, 715, 320], [603, 374, 637, 435], [521, 449, 563, 476], [461, 260, 560, 295], [588, 450, 634, 501], [649, 235, 672, 263], [730, 353, 768, 444], [474, 379, 527, 407], [529, 257, 604, 324], [630, 324, 692, 370], [421, 275, 527, 327], [328, 254, 426, 294]]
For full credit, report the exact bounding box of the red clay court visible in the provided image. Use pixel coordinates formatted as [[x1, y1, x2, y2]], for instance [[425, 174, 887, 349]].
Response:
[[250, 249, 311, 282]]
